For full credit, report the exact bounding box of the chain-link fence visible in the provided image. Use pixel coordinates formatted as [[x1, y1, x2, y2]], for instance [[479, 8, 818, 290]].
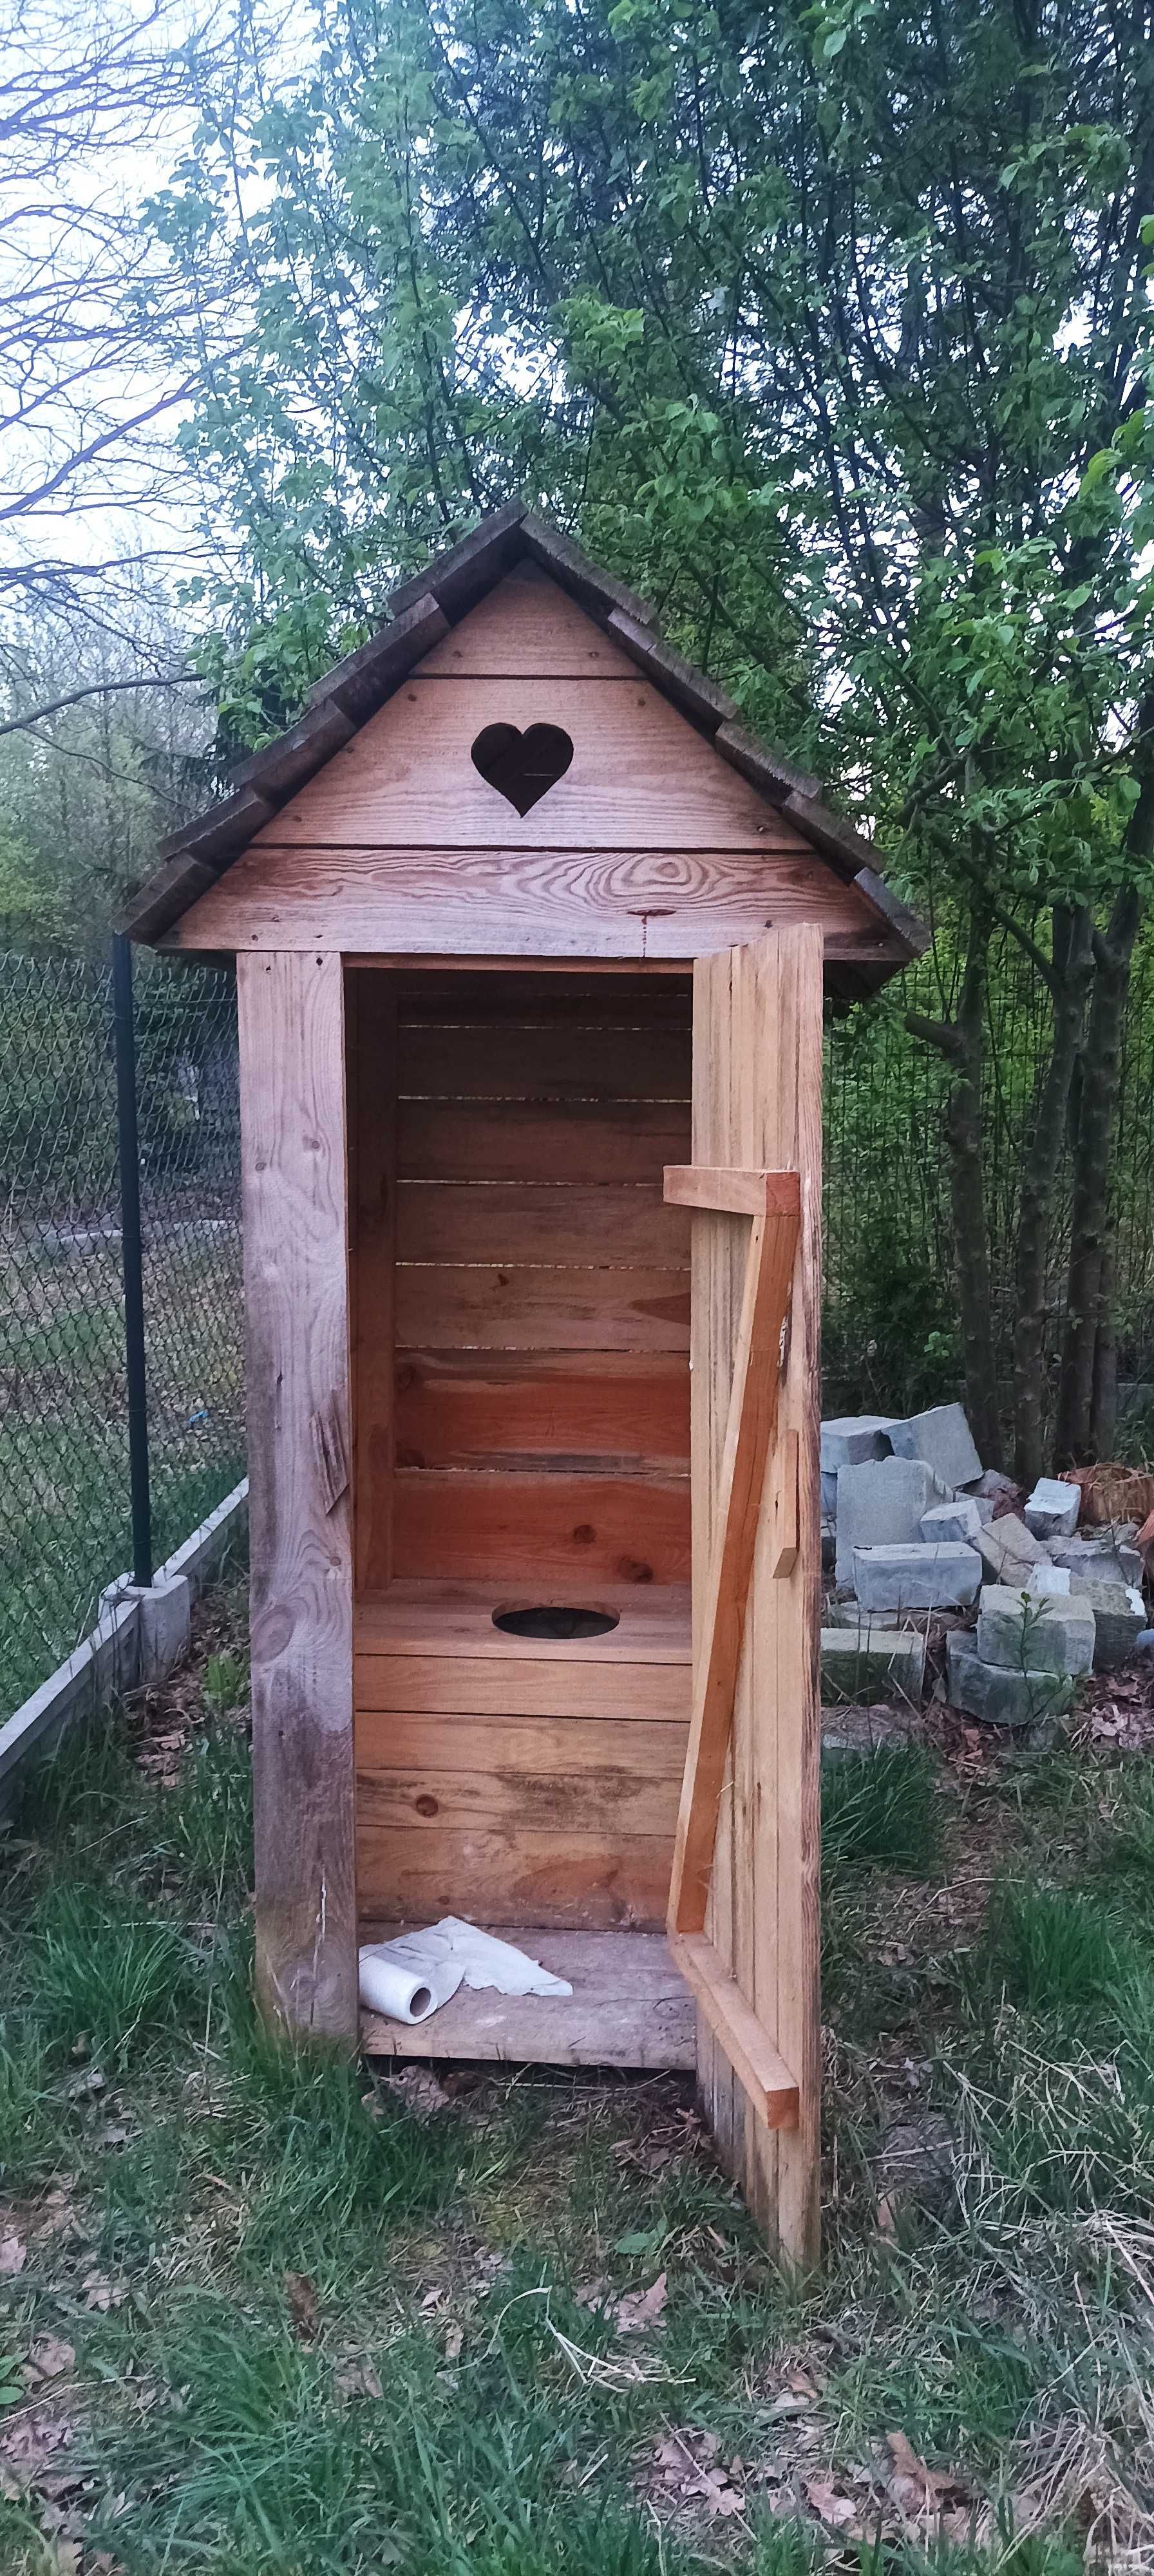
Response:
[[1, 951, 243, 1719]]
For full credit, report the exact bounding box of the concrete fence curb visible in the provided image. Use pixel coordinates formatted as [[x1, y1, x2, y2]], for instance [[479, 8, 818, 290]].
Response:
[[0, 1476, 249, 1808]]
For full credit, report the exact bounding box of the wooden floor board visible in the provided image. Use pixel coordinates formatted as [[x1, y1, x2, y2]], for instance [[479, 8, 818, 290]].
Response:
[[359, 1927, 694, 2069]]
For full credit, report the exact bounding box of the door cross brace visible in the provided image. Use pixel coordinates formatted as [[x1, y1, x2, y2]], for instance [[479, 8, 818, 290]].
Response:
[[661, 1162, 802, 2129]]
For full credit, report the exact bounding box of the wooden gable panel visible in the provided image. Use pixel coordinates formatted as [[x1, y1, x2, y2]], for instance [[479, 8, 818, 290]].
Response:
[[412, 564, 640, 677], [245, 677, 785, 852], [167, 842, 896, 958]]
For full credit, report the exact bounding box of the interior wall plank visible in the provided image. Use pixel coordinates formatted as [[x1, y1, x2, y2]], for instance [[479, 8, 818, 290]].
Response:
[[355, 1732, 683, 1835], [396, 1183, 689, 1267], [392, 1467, 691, 1587], [398, 1019, 690, 1101], [356, 1824, 674, 1931], [354, 1654, 689, 1719], [394, 1264, 689, 1352], [394, 1350, 690, 1472], [350, 972, 397, 1593], [238, 949, 356, 2041], [397, 1098, 690, 1184]]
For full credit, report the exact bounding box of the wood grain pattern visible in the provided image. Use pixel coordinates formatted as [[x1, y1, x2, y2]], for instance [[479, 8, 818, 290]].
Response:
[[245, 676, 790, 851], [398, 1019, 690, 1101], [359, 1928, 695, 2070], [357, 1824, 674, 1930], [238, 951, 356, 2043], [670, 1933, 799, 2129], [396, 1183, 689, 1267], [668, 1197, 799, 1935], [395, 1264, 690, 1352], [391, 1468, 691, 1586], [350, 974, 397, 1593], [397, 1098, 690, 1184], [664, 1167, 802, 1217], [685, 925, 824, 2263], [355, 1580, 691, 1663], [355, 1719, 684, 1835], [169, 841, 895, 959], [411, 566, 642, 678], [394, 1350, 690, 1472], [354, 1651, 689, 1718]]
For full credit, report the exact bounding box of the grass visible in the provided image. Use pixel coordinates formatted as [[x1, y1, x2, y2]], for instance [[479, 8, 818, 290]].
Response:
[[2, 1582, 1154, 2571]]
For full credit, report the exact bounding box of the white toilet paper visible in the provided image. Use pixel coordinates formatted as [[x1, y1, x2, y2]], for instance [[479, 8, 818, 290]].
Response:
[[358, 1937, 464, 2023], [358, 1918, 572, 2023]]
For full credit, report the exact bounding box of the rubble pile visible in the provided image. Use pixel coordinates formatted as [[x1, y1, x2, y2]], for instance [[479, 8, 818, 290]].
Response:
[[819, 1403, 1151, 1728]]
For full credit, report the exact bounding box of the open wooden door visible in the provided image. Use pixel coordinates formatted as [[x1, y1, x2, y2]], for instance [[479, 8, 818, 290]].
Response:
[[664, 924, 823, 2266]]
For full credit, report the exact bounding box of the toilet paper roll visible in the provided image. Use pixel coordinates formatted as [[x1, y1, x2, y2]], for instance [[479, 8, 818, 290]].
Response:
[[358, 1941, 465, 2023]]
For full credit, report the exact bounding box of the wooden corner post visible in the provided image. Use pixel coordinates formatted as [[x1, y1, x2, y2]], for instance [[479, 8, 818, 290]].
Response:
[[665, 923, 823, 2266], [238, 951, 357, 2043]]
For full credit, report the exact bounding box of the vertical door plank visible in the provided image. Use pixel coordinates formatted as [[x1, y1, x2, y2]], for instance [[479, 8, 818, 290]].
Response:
[[239, 952, 357, 2042], [689, 926, 823, 2263]]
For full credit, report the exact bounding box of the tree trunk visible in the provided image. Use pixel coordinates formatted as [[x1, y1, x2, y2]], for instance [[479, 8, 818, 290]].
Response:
[[1090, 1210, 1118, 1459], [907, 901, 1001, 1468], [1012, 906, 1093, 1484], [1055, 849, 1153, 1463]]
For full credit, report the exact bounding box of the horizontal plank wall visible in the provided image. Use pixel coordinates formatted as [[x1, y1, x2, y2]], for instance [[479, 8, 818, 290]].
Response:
[[351, 969, 694, 1932], [239, 951, 357, 2042], [167, 567, 903, 967], [383, 985, 692, 1590], [691, 926, 823, 2264]]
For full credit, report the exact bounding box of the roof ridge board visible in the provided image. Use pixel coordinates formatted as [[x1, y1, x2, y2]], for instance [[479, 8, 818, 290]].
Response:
[[388, 498, 528, 620]]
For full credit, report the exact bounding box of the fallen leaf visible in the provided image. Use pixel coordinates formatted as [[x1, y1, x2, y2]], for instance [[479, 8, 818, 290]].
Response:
[[615, 2272, 668, 2334], [0, 2236, 26, 2278], [876, 2192, 898, 2237], [444, 2323, 463, 2362], [335, 2360, 383, 2400], [285, 2273, 319, 2338], [82, 2269, 121, 2313], [25, 2337, 75, 2383], [804, 2477, 858, 2530], [768, 2392, 811, 2420], [886, 2427, 965, 2511]]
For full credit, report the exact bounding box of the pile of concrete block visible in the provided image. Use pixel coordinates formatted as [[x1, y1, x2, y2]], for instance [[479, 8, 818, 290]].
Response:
[[818, 1403, 1149, 1723]]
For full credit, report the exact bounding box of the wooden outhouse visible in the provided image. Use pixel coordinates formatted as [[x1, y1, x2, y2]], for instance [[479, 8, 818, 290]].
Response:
[[124, 504, 924, 2260]]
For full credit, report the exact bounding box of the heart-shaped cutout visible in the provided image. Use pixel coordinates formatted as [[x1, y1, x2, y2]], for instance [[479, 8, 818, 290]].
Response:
[[471, 721, 573, 817]]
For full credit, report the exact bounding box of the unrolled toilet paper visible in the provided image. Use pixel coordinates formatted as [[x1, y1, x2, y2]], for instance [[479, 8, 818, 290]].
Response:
[[358, 1917, 572, 2023]]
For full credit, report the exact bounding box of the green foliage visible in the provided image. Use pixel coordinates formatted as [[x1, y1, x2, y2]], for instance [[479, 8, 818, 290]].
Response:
[[822, 1746, 940, 1881]]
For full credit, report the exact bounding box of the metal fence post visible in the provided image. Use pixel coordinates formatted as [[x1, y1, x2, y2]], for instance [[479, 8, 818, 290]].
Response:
[[112, 933, 153, 1589]]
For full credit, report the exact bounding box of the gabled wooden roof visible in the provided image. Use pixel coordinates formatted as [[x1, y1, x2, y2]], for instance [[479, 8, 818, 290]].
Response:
[[121, 500, 927, 992]]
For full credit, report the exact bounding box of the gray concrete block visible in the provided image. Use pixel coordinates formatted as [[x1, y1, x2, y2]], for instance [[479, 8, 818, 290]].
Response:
[[976, 1516, 1048, 1583], [1050, 1535, 1144, 1589], [889, 1403, 981, 1492], [945, 1633, 1074, 1728], [976, 1585, 1095, 1678], [835, 1455, 941, 1582], [1023, 1477, 1080, 1540], [826, 1600, 909, 1630], [820, 1415, 896, 1472], [1027, 1563, 1071, 1596], [124, 1571, 192, 1685], [853, 1541, 983, 1611], [821, 1627, 925, 1704], [1076, 1582, 1147, 1671], [919, 1497, 983, 1545], [969, 1468, 1018, 1501], [821, 1470, 838, 1517]]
